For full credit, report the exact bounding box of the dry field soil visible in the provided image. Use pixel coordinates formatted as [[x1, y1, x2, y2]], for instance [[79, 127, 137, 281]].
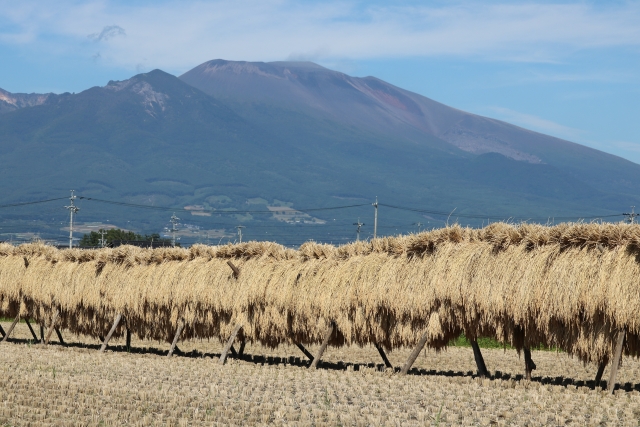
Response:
[[2, 322, 640, 426]]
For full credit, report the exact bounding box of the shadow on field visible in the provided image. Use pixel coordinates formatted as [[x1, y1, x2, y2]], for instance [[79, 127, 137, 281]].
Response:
[[4, 337, 638, 393]]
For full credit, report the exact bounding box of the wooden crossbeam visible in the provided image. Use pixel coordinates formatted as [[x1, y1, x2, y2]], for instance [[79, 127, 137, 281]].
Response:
[[43, 311, 60, 346], [218, 260, 242, 363], [1, 315, 20, 343], [310, 322, 334, 369], [607, 328, 626, 393], [523, 347, 536, 381], [100, 314, 123, 353], [54, 328, 65, 345], [470, 339, 489, 378], [219, 324, 242, 364], [24, 319, 38, 342], [226, 261, 240, 279], [594, 357, 608, 389], [400, 332, 429, 375], [167, 320, 185, 357], [374, 343, 393, 369], [296, 342, 314, 361]]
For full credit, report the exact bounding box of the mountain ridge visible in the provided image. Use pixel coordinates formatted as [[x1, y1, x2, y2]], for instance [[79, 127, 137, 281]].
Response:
[[0, 88, 55, 114], [180, 59, 640, 197], [0, 62, 638, 245]]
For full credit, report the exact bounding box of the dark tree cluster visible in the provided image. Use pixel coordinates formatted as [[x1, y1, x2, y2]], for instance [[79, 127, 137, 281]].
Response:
[[79, 229, 169, 247]]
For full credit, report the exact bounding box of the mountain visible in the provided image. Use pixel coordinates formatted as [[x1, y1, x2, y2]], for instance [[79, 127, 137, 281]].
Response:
[[0, 88, 54, 114], [180, 60, 640, 198], [0, 61, 638, 245]]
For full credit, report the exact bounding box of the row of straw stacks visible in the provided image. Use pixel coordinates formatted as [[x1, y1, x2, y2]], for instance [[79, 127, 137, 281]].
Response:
[[1, 222, 639, 365]]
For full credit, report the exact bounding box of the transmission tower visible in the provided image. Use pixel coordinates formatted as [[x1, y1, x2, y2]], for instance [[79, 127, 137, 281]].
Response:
[[372, 197, 378, 239], [236, 225, 245, 243], [170, 213, 179, 247], [353, 218, 365, 241], [64, 190, 79, 249], [624, 206, 639, 224], [99, 229, 107, 248]]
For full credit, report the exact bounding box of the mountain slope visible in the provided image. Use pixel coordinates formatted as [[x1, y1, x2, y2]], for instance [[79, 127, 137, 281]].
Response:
[[0, 72, 475, 208], [180, 59, 640, 197], [0, 64, 638, 245]]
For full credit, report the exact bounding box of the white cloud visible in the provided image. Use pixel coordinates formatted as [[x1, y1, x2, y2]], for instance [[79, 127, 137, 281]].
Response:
[[0, 1, 639, 72]]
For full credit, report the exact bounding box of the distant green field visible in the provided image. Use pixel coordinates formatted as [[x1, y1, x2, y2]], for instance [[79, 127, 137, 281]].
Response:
[[449, 334, 560, 352]]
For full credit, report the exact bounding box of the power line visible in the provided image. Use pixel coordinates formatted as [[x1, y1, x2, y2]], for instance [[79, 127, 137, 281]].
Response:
[[378, 203, 623, 222], [0, 197, 68, 209], [1, 193, 632, 248], [1, 194, 624, 222], [77, 197, 369, 214]]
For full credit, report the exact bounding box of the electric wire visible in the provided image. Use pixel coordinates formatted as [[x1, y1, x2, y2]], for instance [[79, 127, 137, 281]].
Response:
[[0, 195, 624, 222], [77, 197, 369, 214], [0, 194, 632, 248], [378, 203, 624, 222], [0, 197, 68, 209]]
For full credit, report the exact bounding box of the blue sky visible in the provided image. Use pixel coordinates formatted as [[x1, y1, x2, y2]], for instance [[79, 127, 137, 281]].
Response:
[[1, 0, 639, 163]]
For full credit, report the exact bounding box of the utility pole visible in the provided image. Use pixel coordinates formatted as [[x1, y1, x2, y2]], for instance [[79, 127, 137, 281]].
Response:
[[236, 225, 245, 243], [372, 197, 378, 239], [99, 229, 107, 248], [353, 218, 365, 241], [170, 213, 179, 247], [64, 190, 79, 249], [624, 206, 639, 224]]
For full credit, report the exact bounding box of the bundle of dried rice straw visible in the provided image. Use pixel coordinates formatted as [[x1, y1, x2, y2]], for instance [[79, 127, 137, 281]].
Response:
[[1, 222, 640, 366]]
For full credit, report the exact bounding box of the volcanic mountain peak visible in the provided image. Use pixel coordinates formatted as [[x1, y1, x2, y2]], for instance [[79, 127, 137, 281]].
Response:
[[182, 60, 599, 165], [178, 59, 640, 196], [180, 59, 443, 142], [192, 59, 330, 78], [1, 61, 640, 245]]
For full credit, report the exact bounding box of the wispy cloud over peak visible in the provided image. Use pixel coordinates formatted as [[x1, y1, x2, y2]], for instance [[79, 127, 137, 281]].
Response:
[[88, 25, 125, 43], [1, 1, 639, 71]]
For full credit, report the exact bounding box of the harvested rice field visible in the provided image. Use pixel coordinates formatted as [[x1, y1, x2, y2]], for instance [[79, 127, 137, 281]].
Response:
[[3, 322, 640, 426]]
